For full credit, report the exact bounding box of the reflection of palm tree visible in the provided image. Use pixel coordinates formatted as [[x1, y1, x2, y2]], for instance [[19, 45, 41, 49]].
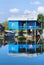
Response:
[[37, 35, 42, 43], [37, 31, 42, 43]]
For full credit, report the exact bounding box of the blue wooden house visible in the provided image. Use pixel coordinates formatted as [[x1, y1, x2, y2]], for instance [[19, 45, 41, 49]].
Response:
[[8, 16, 42, 53]]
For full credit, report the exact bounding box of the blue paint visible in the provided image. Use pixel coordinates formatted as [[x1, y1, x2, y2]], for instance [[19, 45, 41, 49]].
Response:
[[19, 44, 27, 48], [8, 44, 19, 53], [27, 22, 36, 29], [8, 44, 42, 53], [36, 44, 42, 47], [8, 20, 18, 30]]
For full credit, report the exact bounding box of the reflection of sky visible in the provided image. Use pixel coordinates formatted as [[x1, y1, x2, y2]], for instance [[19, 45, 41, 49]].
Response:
[[42, 33, 44, 38], [0, 45, 44, 65], [15, 33, 18, 36]]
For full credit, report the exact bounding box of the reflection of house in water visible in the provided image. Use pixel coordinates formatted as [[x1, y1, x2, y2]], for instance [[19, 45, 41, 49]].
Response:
[[8, 15, 43, 53]]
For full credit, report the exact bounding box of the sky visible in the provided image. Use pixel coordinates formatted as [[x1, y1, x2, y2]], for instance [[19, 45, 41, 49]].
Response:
[[0, 0, 44, 23]]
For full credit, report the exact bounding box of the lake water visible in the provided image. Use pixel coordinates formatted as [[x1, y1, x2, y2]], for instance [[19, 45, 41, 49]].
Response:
[[0, 44, 44, 65]]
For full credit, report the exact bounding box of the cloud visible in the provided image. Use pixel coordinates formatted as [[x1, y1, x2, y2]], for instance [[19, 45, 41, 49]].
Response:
[[38, 6, 44, 14], [24, 9, 37, 15], [31, 10, 37, 19], [32, 11, 37, 15], [8, 9, 37, 20], [24, 6, 44, 17], [30, 1, 40, 5], [9, 8, 19, 13], [24, 9, 37, 19], [24, 9, 31, 14]]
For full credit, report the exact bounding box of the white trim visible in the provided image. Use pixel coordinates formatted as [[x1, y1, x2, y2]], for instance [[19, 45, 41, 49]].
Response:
[[8, 15, 37, 21]]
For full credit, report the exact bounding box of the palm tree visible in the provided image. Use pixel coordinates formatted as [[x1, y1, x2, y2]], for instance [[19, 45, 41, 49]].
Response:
[[37, 14, 44, 29], [37, 14, 43, 22]]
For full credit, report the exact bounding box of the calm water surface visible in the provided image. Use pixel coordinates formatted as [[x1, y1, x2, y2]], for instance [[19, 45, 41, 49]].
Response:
[[0, 44, 44, 65]]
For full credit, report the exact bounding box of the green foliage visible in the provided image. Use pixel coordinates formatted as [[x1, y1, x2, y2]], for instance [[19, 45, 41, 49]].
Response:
[[1, 21, 8, 30], [37, 14, 43, 22], [37, 14, 44, 29]]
